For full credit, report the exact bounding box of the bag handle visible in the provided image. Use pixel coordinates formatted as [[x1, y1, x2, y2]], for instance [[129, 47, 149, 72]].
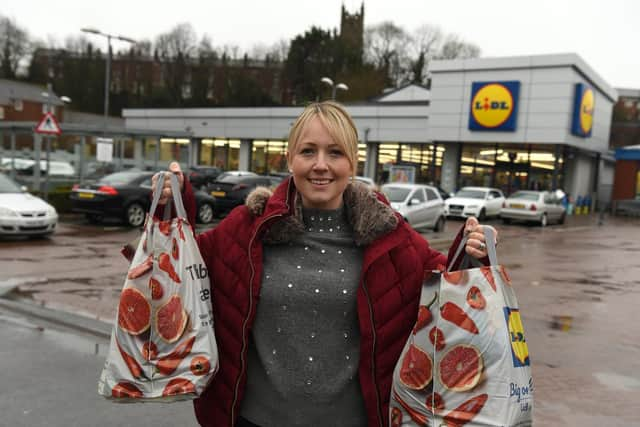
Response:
[[148, 171, 188, 221], [447, 226, 498, 271]]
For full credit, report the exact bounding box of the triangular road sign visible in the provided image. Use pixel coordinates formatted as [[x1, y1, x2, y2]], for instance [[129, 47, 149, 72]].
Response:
[[35, 112, 62, 135]]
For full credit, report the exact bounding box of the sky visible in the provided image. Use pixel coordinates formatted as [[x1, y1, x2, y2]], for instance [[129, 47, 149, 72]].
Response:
[[3, 0, 639, 89]]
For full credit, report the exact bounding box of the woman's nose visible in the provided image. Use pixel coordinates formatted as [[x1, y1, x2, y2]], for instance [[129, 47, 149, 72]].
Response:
[[313, 152, 329, 170]]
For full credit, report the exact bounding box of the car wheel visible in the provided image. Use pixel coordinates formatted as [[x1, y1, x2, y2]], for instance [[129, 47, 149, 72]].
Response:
[[540, 213, 548, 227], [198, 203, 214, 224], [477, 208, 486, 221], [502, 218, 511, 225], [433, 216, 445, 232], [126, 202, 146, 227]]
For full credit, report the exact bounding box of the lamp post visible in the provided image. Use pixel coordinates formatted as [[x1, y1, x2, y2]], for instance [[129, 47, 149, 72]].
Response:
[[320, 77, 349, 100], [80, 27, 136, 134]]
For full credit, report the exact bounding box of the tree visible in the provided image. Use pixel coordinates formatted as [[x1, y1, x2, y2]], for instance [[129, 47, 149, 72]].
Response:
[[436, 34, 481, 60], [285, 26, 342, 104], [364, 21, 410, 87], [407, 24, 442, 85], [0, 15, 31, 78], [154, 23, 198, 106]]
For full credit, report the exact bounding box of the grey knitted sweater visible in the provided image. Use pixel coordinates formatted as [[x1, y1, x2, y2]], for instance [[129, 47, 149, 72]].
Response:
[[239, 205, 367, 427]]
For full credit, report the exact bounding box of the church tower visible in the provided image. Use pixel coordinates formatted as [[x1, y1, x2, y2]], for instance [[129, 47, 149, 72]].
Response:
[[340, 2, 364, 61]]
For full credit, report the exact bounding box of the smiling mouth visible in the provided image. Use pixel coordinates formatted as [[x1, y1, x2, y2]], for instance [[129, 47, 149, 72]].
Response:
[[309, 178, 333, 185]]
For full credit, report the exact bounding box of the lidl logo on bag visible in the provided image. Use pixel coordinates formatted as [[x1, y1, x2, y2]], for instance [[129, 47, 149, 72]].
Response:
[[504, 307, 530, 367], [469, 81, 520, 131], [571, 83, 595, 137]]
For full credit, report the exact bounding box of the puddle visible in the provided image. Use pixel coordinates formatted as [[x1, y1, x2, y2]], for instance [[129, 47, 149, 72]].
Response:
[[593, 372, 640, 391], [549, 315, 573, 332]]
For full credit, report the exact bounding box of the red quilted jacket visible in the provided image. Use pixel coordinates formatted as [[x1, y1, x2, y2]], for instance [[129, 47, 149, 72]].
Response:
[[177, 177, 463, 427]]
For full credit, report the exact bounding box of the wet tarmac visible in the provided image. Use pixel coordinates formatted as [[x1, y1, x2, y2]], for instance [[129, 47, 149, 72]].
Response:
[[1, 213, 640, 425]]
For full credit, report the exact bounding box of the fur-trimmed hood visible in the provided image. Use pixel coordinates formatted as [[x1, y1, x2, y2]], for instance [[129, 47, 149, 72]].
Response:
[[245, 178, 399, 247]]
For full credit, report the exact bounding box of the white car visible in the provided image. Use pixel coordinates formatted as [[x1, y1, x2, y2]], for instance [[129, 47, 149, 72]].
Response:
[[445, 186, 505, 220], [381, 183, 446, 231], [0, 174, 58, 237], [353, 176, 376, 189], [500, 190, 566, 226]]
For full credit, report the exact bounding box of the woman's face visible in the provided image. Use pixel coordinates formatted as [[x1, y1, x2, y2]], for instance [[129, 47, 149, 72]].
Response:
[[287, 116, 353, 210]]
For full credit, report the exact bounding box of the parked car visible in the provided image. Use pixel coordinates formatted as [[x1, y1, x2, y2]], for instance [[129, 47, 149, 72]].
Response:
[[500, 190, 566, 226], [381, 183, 446, 231], [0, 173, 58, 237], [187, 166, 223, 189], [70, 171, 216, 226], [1, 158, 75, 176], [445, 186, 505, 220], [206, 174, 273, 215], [215, 171, 258, 181], [354, 176, 376, 189]]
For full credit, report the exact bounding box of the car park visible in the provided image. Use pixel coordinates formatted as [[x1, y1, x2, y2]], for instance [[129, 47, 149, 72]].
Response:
[[70, 171, 216, 227], [206, 174, 272, 215], [380, 183, 446, 231], [500, 190, 566, 226], [445, 186, 505, 220], [0, 173, 58, 237], [187, 166, 223, 189]]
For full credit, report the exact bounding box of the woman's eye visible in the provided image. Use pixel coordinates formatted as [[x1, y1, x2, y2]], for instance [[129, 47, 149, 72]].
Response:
[[300, 148, 314, 155], [330, 150, 344, 157]]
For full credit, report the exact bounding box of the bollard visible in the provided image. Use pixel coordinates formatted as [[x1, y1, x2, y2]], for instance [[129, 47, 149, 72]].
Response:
[[584, 195, 591, 214], [575, 196, 583, 215]]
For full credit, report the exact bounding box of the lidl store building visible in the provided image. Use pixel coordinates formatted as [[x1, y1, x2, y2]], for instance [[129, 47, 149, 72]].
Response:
[[124, 53, 617, 204]]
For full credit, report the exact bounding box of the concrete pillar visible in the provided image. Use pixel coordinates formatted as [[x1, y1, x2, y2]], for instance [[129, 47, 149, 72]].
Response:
[[441, 142, 461, 194], [189, 138, 200, 167], [154, 138, 160, 171], [134, 138, 144, 169], [78, 136, 86, 184], [10, 132, 17, 181], [364, 142, 378, 181], [239, 139, 252, 171]]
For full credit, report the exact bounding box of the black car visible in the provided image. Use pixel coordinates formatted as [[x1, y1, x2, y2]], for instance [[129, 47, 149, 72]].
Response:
[[70, 171, 216, 226], [187, 166, 223, 189], [206, 174, 273, 215]]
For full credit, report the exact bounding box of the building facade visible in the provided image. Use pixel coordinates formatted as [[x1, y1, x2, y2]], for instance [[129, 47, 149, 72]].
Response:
[[122, 53, 619, 206]]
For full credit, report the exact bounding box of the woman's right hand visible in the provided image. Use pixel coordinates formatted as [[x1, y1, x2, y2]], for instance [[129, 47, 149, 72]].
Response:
[[152, 161, 184, 205]]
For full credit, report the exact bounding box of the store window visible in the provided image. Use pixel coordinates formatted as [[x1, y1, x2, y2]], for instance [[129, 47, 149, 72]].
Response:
[[159, 138, 189, 162], [376, 143, 443, 185], [200, 139, 240, 170], [251, 140, 287, 174]]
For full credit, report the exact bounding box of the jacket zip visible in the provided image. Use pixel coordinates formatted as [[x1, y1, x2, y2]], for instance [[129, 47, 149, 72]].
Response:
[[230, 213, 283, 425], [361, 278, 384, 427]]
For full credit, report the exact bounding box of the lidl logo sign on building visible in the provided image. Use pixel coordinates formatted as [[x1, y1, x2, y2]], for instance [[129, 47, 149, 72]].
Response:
[[469, 81, 520, 131], [571, 83, 595, 137]]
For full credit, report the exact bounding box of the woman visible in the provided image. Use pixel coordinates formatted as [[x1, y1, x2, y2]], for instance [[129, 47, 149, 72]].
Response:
[[153, 101, 495, 427]]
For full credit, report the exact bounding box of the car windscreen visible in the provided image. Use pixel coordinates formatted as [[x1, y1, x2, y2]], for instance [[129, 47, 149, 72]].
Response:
[[382, 187, 411, 202], [508, 192, 539, 201], [217, 175, 243, 183], [455, 190, 486, 199], [98, 172, 145, 185], [0, 174, 22, 193]]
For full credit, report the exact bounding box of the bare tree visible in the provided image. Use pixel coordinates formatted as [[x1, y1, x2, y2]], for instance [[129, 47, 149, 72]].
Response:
[[0, 15, 31, 78], [198, 35, 216, 60], [436, 34, 481, 60], [407, 24, 442, 84], [63, 35, 90, 54], [268, 39, 289, 63], [155, 22, 197, 59], [364, 21, 410, 86]]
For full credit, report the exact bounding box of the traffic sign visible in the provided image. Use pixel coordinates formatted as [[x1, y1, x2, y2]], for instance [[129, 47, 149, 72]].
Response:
[[35, 112, 62, 135]]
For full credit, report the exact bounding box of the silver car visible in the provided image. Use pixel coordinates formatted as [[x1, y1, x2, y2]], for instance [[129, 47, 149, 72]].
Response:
[[381, 183, 446, 231], [500, 190, 566, 226]]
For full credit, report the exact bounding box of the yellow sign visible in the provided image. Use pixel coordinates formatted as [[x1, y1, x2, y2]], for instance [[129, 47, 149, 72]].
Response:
[[471, 83, 515, 128], [579, 88, 595, 134], [505, 307, 530, 367]]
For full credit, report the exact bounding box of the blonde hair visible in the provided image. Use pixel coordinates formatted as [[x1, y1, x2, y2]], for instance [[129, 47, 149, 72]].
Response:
[[287, 101, 359, 177]]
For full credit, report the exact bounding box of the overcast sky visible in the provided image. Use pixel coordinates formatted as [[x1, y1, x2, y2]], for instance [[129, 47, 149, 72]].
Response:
[[3, 0, 638, 89]]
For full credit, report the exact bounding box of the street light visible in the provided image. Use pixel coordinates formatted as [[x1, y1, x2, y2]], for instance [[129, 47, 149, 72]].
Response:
[[321, 77, 349, 100], [81, 27, 136, 134]]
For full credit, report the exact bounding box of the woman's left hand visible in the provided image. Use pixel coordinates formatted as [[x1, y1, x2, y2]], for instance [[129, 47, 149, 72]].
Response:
[[464, 217, 498, 259]]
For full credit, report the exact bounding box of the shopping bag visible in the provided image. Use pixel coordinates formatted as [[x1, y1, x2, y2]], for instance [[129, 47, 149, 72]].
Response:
[[390, 228, 533, 426], [98, 172, 218, 401]]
